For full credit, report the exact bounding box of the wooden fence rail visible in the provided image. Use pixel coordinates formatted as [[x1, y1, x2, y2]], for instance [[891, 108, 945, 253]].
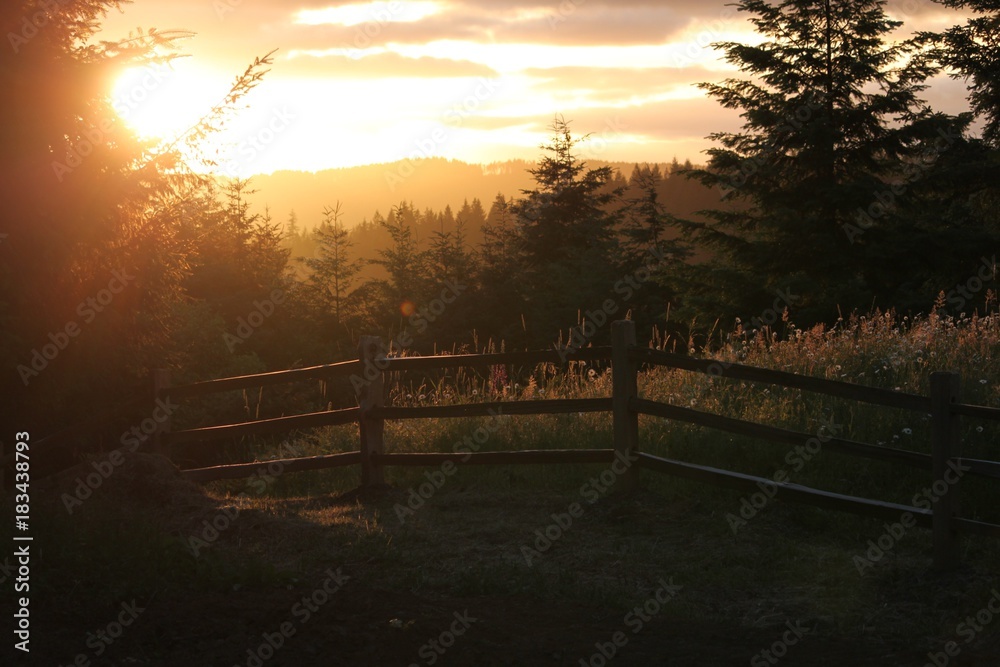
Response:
[[18, 320, 1000, 570]]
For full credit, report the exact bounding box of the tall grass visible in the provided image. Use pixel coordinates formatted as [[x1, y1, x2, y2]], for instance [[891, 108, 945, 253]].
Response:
[[224, 309, 1000, 527], [650, 310, 1000, 519], [189, 311, 1000, 654]]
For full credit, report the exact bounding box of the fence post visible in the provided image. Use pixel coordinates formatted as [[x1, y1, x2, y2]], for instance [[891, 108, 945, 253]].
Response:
[[612, 320, 639, 493], [152, 369, 172, 459], [930, 371, 961, 571], [357, 336, 386, 488]]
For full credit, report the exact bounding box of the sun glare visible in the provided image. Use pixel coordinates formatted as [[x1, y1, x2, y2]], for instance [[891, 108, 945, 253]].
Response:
[[111, 61, 231, 141]]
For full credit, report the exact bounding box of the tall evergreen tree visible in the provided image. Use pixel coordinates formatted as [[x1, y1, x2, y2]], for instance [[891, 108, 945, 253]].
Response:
[[429, 216, 472, 287], [286, 209, 300, 240], [684, 0, 959, 326], [472, 194, 527, 345], [511, 116, 624, 343], [896, 0, 1000, 313], [480, 194, 521, 276], [0, 4, 192, 431], [302, 202, 363, 329], [621, 165, 690, 330], [623, 165, 680, 258], [933, 0, 1000, 147], [369, 202, 429, 333], [458, 198, 488, 231]]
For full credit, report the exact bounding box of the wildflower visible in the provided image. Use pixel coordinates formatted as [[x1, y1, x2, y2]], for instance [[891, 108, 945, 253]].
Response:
[[902, 428, 912, 435], [472, 389, 478, 396], [980, 379, 988, 385], [689, 398, 697, 407], [977, 426, 984, 433]]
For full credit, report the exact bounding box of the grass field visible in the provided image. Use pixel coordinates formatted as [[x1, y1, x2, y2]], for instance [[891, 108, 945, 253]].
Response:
[[19, 310, 1000, 665]]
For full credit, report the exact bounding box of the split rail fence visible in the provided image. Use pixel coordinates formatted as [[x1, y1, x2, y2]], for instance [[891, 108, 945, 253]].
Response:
[[18, 320, 1000, 570]]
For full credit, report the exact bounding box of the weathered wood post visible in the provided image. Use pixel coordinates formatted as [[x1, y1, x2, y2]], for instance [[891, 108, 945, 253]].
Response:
[[930, 371, 962, 571], [152, 368, 172, 459], [612, 320, 639, 493], [356, 336, 386, 488]]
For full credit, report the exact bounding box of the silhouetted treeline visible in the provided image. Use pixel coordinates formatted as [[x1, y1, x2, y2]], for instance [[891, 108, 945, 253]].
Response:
[[267, 128, 705, 365], [2, 0, 999, 444]]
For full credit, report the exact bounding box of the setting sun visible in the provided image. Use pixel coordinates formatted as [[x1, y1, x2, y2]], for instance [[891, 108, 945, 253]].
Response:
[[111, 60, 231, 141], [8, 2, 1000, 666]]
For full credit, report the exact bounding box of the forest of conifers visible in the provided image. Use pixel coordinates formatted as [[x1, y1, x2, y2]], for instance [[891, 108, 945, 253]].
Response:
[[2, 0, 998, 438]]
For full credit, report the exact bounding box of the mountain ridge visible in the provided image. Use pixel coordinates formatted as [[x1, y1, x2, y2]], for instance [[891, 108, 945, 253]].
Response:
[[243, 157, 703, 230]]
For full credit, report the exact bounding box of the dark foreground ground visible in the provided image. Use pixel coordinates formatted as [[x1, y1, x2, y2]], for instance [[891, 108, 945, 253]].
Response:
[[7, 453, 1000, 666]]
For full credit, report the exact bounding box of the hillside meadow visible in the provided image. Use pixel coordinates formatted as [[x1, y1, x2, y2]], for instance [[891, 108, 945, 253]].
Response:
[[25, 310, 1000, 665]]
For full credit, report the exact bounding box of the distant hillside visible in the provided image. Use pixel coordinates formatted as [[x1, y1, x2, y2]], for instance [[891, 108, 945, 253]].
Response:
[[246, 157, 719, 231]]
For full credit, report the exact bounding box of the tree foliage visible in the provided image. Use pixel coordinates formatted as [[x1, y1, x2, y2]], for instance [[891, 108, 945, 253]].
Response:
[[684, 0, 969, 325], [933, 0, 1000, 147], [511, 116, 625, 341]]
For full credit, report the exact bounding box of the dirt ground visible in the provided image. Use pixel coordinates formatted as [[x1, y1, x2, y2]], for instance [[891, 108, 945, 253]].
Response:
[[15, 453, 1000, 666], [32, 583, 951, 666]]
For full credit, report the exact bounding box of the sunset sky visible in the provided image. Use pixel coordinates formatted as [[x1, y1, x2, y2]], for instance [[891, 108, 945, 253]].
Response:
[[98, 0, 971, 176]]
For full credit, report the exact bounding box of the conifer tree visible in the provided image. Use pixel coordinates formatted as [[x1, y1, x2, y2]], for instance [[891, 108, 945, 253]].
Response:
[[623, 164, 687, 260], [511, 116, 624, 342], [472, 194, 527, 344], [685, 0, 957, 325], [429, 217, 472, 287], [933, 0, 1000, 147], [369, 202, 429, 332], [893, 0, 1000, 313], [303, 202, 362, 327]]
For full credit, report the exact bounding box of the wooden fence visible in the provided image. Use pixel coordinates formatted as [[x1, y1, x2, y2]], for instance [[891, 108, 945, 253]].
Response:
[[17, 320, 1000, 570]]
